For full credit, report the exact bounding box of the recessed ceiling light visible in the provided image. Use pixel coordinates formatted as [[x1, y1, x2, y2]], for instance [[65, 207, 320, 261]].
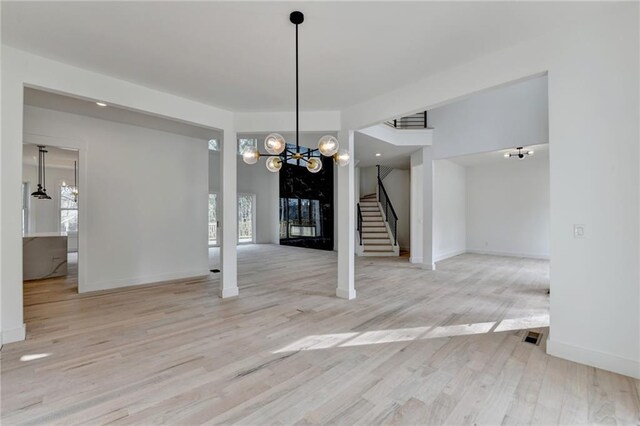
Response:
[[96, 102, 107, 107], [375, 153, 382, 157]]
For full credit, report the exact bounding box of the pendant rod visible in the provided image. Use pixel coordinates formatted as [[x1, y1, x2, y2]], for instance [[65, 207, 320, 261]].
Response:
[[42, 147, 46, 193], [38, 147, 42, 189], [295, 21, 299, 153]]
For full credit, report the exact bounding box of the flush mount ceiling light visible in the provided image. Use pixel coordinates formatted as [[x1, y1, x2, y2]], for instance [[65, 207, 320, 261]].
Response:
[[242, 11, 350, 173], [30, 145, 52, 200], [504, 146, 534, 160], [96, 102, 107, 107], [375, 153, 382, 157]]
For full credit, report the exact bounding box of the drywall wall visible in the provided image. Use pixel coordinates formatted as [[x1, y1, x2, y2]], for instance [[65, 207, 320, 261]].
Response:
[[343, 5, 639, 378], [358, 166, 377, 197], [23, 105, 209, 293], [429, 76, 548, 160], [466, 157, 550, 258], [382, 169, 410, 251], [209, 152, 279, 244], [433, 160, 466, 261]]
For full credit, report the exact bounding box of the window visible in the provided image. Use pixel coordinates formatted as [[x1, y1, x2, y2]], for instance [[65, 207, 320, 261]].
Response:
[[208, 139, 220, 151], [208, 193, 255, 245], [238, 194, 254, 243], [208, 194, 218, 246], [238, 138, 257, 155], [279, 198, 321, 238], [22, 182, 29, 235], [60, 186, 78, 233]]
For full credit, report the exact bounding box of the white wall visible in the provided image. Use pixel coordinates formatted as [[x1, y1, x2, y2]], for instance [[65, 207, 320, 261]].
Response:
[[382, 169, 410, 251], [466, 157, 550, 258], [429, 76, 548, 160], [358, 166, 377, 197], [343, 5, 639, 378], [23, 105, 209, 293], [433, 160, 466, 261], [209, 151, 279, 244]]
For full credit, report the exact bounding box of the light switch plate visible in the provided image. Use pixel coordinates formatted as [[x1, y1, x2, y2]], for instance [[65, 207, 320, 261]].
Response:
[[573, 224, 585, 239]]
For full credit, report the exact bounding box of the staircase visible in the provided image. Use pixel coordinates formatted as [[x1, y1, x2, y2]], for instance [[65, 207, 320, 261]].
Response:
[[357, 193, 399, 256]]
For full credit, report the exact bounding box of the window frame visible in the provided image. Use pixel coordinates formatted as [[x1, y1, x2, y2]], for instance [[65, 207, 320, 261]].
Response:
[[59, 184, 79, 234]]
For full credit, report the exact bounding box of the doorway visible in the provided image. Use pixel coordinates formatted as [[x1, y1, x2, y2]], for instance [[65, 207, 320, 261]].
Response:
[[22, 143, 80, 305]]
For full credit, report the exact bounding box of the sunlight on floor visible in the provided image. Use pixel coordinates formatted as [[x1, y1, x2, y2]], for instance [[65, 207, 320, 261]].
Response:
[[273, 315, 549, 353], [20, 353, 51, 362]]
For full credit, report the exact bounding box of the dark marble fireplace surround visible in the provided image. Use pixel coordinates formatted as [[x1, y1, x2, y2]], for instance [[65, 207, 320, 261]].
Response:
[[279, 155, 334, 251]]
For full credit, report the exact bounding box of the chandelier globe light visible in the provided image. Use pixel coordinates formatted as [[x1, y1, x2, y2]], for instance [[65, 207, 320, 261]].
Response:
[[264, 133, 286, 155], [266, 156, 283, 172], [242, 146, 260, 164], [334, 149, 351, 167], [318, 135, 339, 157], [242, 11, 350, 173], [306, 157, 323, 173]]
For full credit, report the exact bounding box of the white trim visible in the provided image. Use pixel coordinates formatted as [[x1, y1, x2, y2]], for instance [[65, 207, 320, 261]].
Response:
[[434, 249, 466, 262], [409, 256, 423, 264], [2, 324, 26, 344], [84, 269, 210, 293], [466, 248, 549, 260], [220, 286, 239, 298], [336, 287, 356, 300], [547, 338, 640, 380]]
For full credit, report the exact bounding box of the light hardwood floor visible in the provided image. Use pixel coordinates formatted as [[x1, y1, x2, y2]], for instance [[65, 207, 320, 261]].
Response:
[[2, 245, 638, 425]]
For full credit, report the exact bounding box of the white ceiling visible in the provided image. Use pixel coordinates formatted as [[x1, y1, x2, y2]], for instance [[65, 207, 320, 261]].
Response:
[[447, 143, 549, 167], [2, 2, 617, 112], [23, 143, 78, 170], [24, 88, 220, 140], [355, 132, 420, 170]]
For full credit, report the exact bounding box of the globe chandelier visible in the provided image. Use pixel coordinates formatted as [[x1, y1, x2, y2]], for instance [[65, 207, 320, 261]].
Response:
[[242, 11, 350, 173]]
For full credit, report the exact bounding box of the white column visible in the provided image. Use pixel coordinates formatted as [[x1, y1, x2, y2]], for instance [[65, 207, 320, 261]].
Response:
[[410, 151, 423, 264], [409, 147, 435, 269], [421, 146, 435, 270], [219, 127, 238, 298], [336, 130, 356, 299]]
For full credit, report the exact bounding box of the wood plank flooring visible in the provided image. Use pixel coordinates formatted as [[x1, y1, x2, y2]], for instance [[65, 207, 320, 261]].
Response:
[[2, 245, 638, 425]]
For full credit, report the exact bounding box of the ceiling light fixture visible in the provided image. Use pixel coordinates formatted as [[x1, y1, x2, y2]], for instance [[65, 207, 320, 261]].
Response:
[[242, 11, 350, 173], [96, 102, 107, 107], [504, 146, 534, 160], [375, 153, 382, 157], [30, 145, 52, 200]]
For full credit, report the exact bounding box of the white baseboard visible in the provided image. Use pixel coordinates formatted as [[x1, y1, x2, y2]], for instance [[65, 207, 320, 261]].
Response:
[[466, 249, 549, 260], [220, 286, 239, 298], [434, 249, 466, 262], [336, 288, 356, 300], [2, 324, 26, 344], [83, 269, 211, 293], [547, 338, 640, 379], [408, 257, 435, 270]]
